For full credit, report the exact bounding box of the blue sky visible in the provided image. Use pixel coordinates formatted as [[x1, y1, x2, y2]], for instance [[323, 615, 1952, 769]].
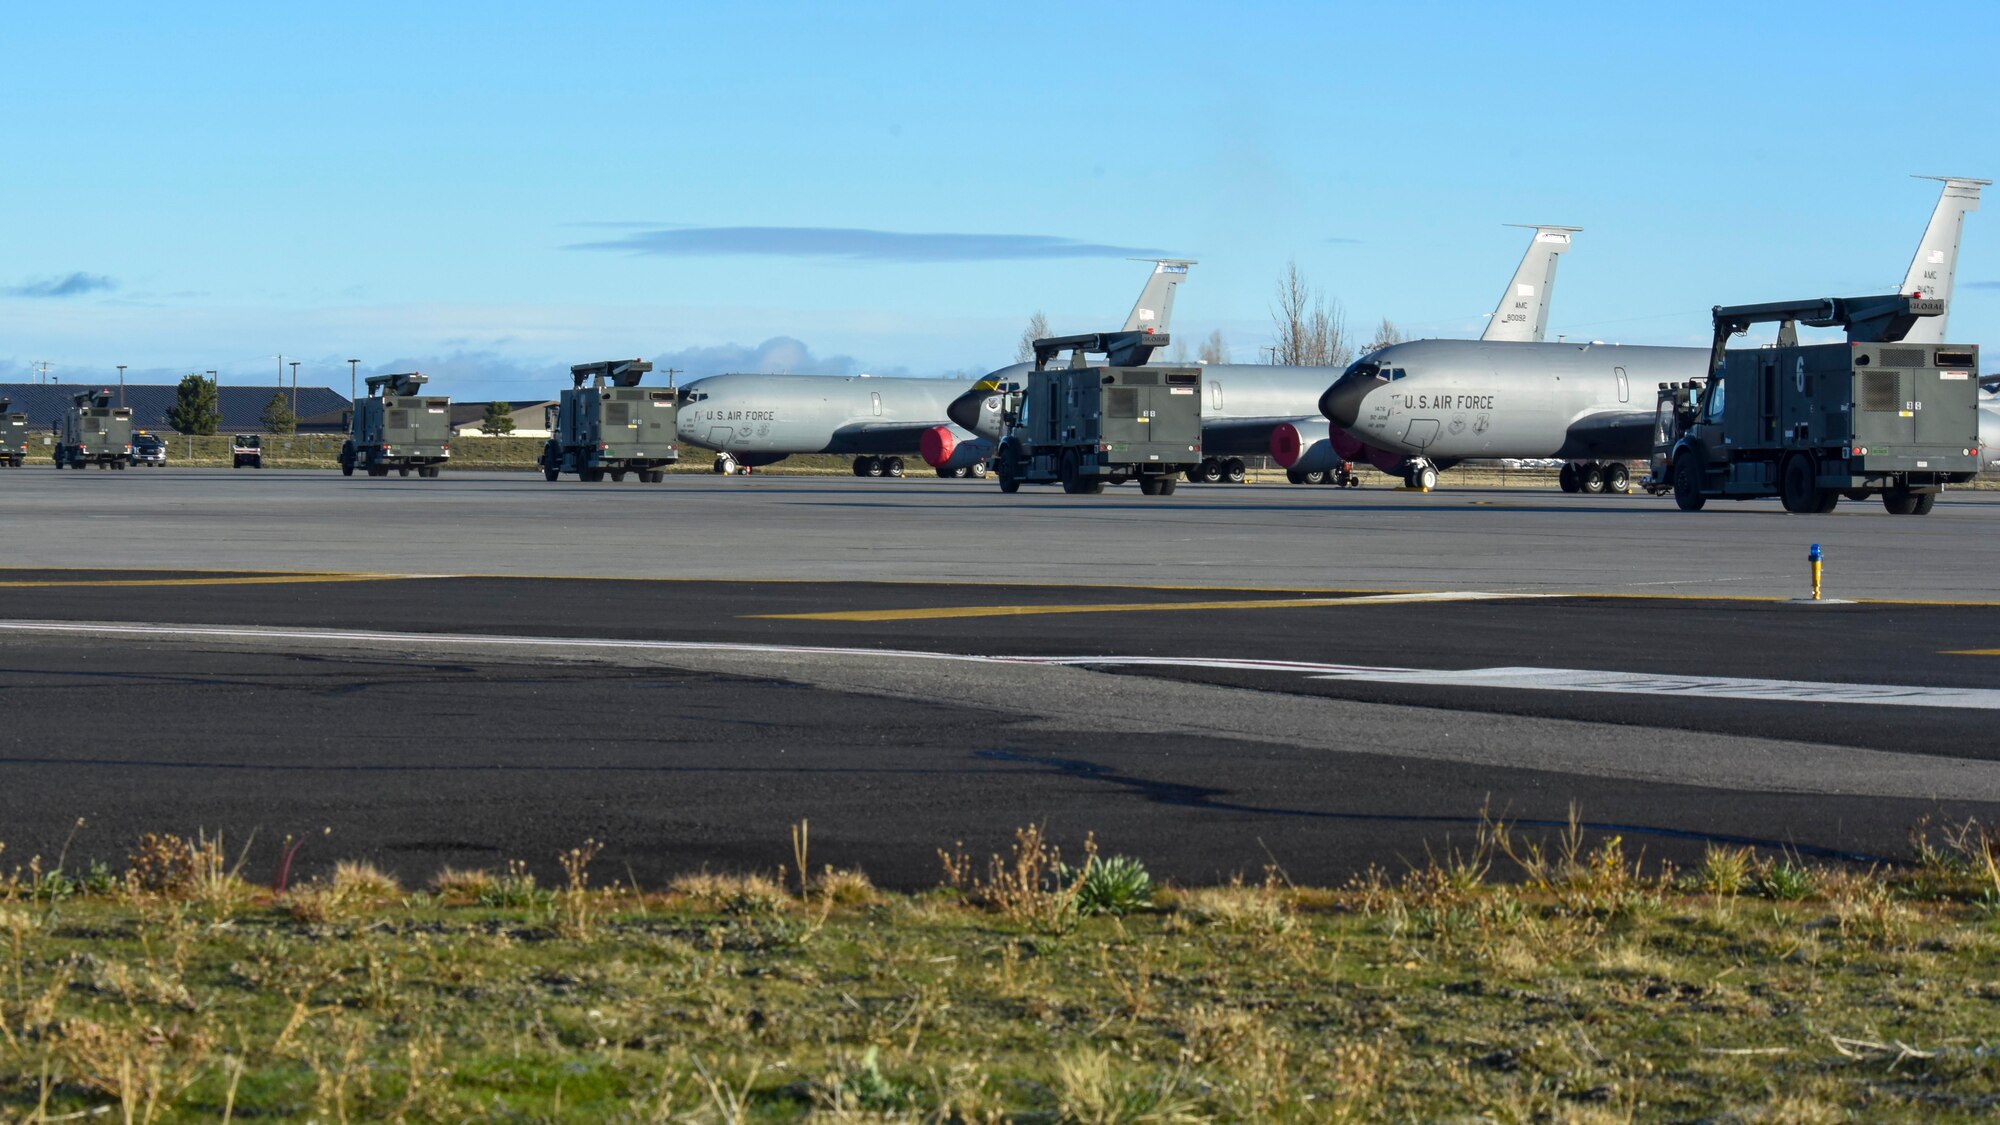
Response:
[[2, 1, 1995, 398]]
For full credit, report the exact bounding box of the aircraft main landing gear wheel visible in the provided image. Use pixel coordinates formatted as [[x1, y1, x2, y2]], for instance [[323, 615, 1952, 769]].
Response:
[[1558, 463, 1579, 493], [1604, 462, 1630, 494], [1224, 457, 1246, 484], [884, 456, 904, 478], [1195, 458, 1223, 484], [1579, 462, 1605, 494], [861, 456, 885, 477], [971, 461, 988, 479]]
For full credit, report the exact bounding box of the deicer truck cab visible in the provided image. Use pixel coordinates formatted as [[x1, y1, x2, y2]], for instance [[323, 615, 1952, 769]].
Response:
[[539, 359, 680, 483], [55, 389, 134, 470], [0, 398, 27, 468], [341, 372, 451, 478], [1650, 294, 1979, 515], [994, 330, 1203, 496]]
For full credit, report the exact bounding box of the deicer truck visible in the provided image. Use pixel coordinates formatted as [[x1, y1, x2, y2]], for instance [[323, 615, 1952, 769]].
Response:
[[994, 330, 1203, 495], [0, 398, 28, 468], [340, 372, 451, 478], [539, 359, 680, 482], [54, 389, 134, 470], [1649, 294, 1979, 515]]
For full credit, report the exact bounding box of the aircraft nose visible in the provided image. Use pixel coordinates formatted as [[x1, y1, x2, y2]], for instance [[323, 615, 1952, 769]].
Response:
[[946, 388, 990, 432], [1320, 371, 1378, 428]]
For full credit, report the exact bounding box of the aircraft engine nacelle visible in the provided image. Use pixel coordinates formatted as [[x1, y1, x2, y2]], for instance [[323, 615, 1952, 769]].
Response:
[[919, 426, 992, 471], [1269, 422, 1344, 474]]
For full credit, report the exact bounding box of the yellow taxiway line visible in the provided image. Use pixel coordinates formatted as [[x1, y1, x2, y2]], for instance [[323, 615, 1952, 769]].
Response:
[[751, 590, 1544, 623], [1, 566, 1999, 608]]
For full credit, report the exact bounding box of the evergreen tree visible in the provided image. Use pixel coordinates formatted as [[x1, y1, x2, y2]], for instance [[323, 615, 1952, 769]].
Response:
[[166, 372, 221, 435], [479, 400, 517, 436], [261, 392, 297, 435]]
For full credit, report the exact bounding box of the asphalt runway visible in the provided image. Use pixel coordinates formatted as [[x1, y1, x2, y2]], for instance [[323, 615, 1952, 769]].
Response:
[[7, 467, 2000, 598], [2, 566, 1997, 889]]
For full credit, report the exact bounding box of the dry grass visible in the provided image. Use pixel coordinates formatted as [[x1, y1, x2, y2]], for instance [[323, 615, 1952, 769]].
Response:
[[0, 816, 1997, 1120], [667, 870, 788, 915]]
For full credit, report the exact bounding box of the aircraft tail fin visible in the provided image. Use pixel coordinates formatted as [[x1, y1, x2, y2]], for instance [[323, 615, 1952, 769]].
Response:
[[1121, 259, 1195, 333], [1481, 225, 1581, 342], [1899, 176, 1988, 344]]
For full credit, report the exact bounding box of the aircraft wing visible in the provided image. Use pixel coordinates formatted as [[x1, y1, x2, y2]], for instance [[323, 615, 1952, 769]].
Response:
[[825, 420, 959, 454], [1556, 407, 1658, 460]]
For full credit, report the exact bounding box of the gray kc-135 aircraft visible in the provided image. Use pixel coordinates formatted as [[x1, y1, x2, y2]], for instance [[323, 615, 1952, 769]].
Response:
[[1315, 176, 1989, 492], [947, 225, 1582, 484], [675, 260, 1192, 477]]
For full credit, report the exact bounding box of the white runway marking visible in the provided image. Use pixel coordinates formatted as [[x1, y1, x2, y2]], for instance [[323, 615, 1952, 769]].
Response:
[[1309, 665, 2000, 711], [1, 621, 1992, 711]]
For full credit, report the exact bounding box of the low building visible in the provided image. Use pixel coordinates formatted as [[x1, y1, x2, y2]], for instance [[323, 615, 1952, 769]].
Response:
[[449, 400, 558, 439], [0, 384, 353, 434]]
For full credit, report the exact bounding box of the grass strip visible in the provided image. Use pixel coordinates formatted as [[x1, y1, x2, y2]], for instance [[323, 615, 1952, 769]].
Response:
[[2, 818, 1998, 1121]]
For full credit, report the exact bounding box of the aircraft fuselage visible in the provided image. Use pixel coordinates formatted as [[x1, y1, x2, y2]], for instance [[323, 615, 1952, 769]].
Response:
[[677, 372, 979, 466], [1321, 339, 1699, 465]]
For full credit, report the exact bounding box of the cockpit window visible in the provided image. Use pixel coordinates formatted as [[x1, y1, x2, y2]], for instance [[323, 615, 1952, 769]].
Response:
[[1343, 362, 1381, 381], [1389, 368, 1407, 381]]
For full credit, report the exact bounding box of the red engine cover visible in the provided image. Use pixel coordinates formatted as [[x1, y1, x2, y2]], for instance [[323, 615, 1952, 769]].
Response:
[[1269, 422, 1306, 467], [919, 426, 956, 468]]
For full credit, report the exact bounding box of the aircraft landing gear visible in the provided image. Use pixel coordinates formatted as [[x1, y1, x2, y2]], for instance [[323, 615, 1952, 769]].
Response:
[[1190, 457, 1246, 484], [854, 455, 903, 478], [1402, 459, 1438, 491], [714, 453, 738, 475], [1560, 460, 1632, 494]]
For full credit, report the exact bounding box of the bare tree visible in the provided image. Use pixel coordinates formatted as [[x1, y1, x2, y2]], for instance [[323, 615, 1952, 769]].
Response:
[[1015, 311, 1050, 363], [1198, 329, 1228, 366], [1363, 317, 1404, 355], [1268, 260, 1351, 367], [1168, 336, 1190, 363]]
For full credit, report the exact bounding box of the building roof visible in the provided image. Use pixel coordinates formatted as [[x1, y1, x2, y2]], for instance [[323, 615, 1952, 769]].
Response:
[[0, 383, 354, 433], [448, 400, 558, 428]]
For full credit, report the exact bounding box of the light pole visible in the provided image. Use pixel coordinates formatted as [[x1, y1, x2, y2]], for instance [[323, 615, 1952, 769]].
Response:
[[116, 365, 126, 407], [289, 361, 300, 415], [206, 371, 218, 434], [348, 359, 359, 405]]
